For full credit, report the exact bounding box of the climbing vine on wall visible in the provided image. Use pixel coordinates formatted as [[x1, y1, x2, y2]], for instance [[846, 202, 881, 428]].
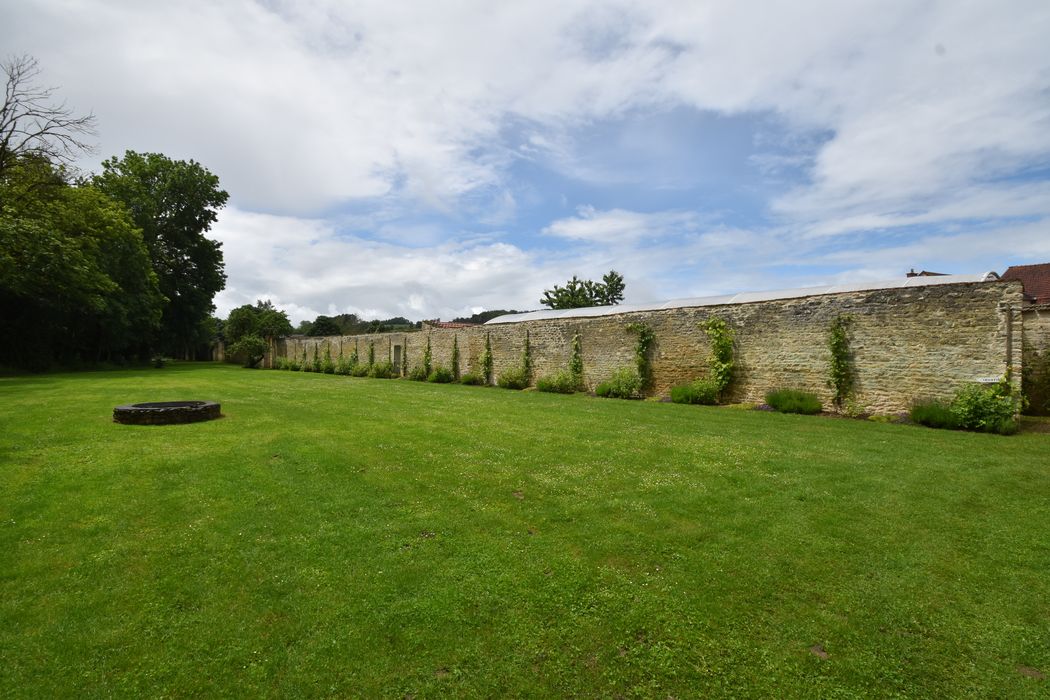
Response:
[[569, 331, 584, 386], [368, 340, 375, 368], [827, 315, 854, 408], [626, 322, 655, 389], [481, 332, 493, 384], [700, 317, 734, 399], [349, 340, 359, 368], [401, 338, 408, 377], [521, 330, 532, 380], [423, 334, 432, 376], [451, 335, 460, 380]]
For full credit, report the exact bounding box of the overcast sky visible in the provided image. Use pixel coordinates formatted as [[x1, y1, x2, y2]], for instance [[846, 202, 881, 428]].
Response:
[[5, 1, 1050, 323]]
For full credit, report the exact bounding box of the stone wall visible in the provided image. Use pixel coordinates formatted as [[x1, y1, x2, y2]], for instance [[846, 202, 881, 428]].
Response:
[[1021, 303, 1050, 414], [275, 279, 1026, 415]]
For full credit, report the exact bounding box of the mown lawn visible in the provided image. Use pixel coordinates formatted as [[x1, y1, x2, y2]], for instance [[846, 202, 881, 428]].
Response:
[[1, 363, 1048, 698]]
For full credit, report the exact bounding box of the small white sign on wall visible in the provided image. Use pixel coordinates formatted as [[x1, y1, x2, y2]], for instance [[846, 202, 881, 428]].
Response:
[[975, 376, 1000, 384]]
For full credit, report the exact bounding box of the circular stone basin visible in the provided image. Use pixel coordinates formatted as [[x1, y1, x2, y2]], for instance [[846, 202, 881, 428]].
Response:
[[113, 401, 221, 425]]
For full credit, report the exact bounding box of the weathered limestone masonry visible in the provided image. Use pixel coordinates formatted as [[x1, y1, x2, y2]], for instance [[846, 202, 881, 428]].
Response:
[[275, 278, 1025, 414], [1021, 303, 1050, 413]]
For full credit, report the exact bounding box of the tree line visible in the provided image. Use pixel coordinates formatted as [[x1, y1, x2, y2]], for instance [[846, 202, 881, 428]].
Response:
[[0, 56, 227, 369]]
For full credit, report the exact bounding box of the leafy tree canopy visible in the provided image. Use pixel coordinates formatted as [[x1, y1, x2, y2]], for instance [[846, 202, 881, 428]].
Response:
[[540, 270, 625, 310], [225, 300, 292, 344], [0, 156, 162, 368], [93, 151, 228, 357], [308, 315, 342, 337]]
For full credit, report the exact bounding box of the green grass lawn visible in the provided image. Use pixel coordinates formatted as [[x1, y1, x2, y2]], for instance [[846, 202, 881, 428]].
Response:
[[2, 363, 1048, 698]]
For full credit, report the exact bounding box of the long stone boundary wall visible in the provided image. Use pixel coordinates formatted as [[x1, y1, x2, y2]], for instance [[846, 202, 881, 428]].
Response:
[[274, 279, 1026, 414]]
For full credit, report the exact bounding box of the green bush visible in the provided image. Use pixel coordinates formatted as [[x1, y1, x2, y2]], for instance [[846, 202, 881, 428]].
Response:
[[670, 379, 719, 405], [273, 356, 288, 370], [335, 356, 352, 375], [350, 363, 370, 377], [369, 361, 396, 379], [766, 388, 823, 415], [407, 365, 429, 381], [951, 381, 1019, 434], [536, 370, 579, 394], [497, 366, 529, 390], [229, 334, 268, 368], [910, 399, 959, 430], [427, 366, 454, 383], [321, 348, 335, 374], [460, 372, 485, 386], [286, 356, 301, 371], [595, 367, 642, 399]]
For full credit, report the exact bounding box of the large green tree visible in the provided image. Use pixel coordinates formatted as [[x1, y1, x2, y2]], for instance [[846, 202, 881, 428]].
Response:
[[0, 157, 163, 368], [225, 300, 292, 368], [540, 270, 626, 310], [307, 315, 342, 337], [93, 151, 228, 358]]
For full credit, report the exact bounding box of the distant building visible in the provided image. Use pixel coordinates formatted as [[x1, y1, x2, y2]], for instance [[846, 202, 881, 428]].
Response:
[[1001, 263, 1050, 303], [906, 268, 949, 277]]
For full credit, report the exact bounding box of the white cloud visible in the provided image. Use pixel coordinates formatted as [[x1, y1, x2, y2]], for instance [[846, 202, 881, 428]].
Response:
[[543, 205, 700, 243], [211, 207, 544, 323], [3, 0, 1049, 316]]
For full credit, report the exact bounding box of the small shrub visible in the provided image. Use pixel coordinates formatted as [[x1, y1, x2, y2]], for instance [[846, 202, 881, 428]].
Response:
[[286, 356, 301, 371], [536, 370, 578, 394], [910, 399, 959, 430], [272, 356, 288, 370], [407, 365, 429, 381], [152, 355, 166, 369], [335, 356, 352, 375], [766, 388, 822, 415], [350, 363, 369, 377], [460, 372, 485, 386], [670, 379, 719, 405], [497, 366, 530, 390], [299, 348, 309, 371], [951, 380, 1019, 434], [595, 367, 642, 399], [321, 348, 335, 374], [427, 366, 455, 383], [311, 346, 322, 373], [369, 361, 396, 379]]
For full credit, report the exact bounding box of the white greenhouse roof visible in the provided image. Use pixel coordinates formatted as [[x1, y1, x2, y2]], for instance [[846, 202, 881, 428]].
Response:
[[485, 272, 1001, 325]]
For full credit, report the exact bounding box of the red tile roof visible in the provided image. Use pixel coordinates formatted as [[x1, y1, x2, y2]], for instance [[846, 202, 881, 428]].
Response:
[[1002, 263, 1050, 303]]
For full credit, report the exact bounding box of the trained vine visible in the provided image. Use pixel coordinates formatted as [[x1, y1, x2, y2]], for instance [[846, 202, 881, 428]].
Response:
[[626, 322, 655, 390], [569, 331, 584, 387], [827, 315, 854, 408], [451, 335, 460, 380], [700, 317, 734, 400], [481, 332, 493, 384], [521, 329, 532, 381]]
